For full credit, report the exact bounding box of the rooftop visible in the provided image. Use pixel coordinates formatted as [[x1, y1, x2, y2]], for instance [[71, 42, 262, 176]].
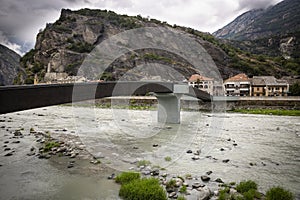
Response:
[[224, 73, 249, 82], [189, 74, 213, 82], [252, 76, 288, 86]]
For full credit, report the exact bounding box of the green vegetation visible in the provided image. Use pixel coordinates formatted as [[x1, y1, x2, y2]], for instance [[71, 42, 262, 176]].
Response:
[[164, 156, 172, 162], [289, 82, 300, 96], [67, 41, 94, 53], [142, 53, 173, 64], [265, 187, 294, 200], [115, 172, 166, 200], [177, 196, 187, 200], [232, 109, 300, 116], [43, 141, 60, 152], [115, 172, 140, 184], [137, 160, 151, 167], [179, 185, 187, 194], [119, 178, 167, 200], [185, 174, 192, 179], [218, 180, 262, 200], [236, 180, 258, 193]]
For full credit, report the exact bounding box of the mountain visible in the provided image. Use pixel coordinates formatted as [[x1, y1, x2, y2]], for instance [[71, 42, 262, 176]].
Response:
[[18, 8, 299, 84], [213, 0, 300, 74], [0, 44, 23, 85], [213, 0, 300, 40]]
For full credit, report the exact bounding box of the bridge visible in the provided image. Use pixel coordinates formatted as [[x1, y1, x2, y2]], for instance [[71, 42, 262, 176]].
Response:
[[0, 81, 211, 124]]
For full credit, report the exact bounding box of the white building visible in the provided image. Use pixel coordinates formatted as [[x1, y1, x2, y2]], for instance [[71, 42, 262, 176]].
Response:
[[224, 73, 251, 96], [188, 74, 214, 95]]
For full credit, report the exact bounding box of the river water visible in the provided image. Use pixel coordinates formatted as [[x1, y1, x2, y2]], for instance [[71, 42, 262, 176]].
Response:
[[0, 106, 299, 199]]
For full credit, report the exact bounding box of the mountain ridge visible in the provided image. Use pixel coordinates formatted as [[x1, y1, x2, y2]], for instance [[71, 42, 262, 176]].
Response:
[[16, 8, 299, 84], [0, 44, 22, 85], [213, 0, 300, 40]]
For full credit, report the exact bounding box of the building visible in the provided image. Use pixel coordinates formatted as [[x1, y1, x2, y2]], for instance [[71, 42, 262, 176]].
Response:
[[251, 76, 289, 97], [188, 74, 214, 95], [224, 73, 251, 96]]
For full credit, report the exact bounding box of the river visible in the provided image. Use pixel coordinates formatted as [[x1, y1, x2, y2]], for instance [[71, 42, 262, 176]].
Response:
[[0, 106, 299, 199]]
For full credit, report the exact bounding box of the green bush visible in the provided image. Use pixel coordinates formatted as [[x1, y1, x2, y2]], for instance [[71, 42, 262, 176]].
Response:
[[119, 178, 167, 200], [236, 180, 258, 193], [243, 189, 261, 200], [115, 172, 140, 184], [265, 187, 294, 200]]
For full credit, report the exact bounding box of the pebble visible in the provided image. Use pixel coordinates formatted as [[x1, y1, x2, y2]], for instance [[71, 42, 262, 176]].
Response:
[[201, 175, 210, 182], [12, 141, 20, 144], [206, 171, 213, 175], [220, 148, 225, 151], [67, 164, 74, 168], [233, 143, 238, 146], [150, 169, 159, 176], [197, 186, 211, 200], [222, 159, 230, 163], [107, 173, 115, 179], [192, 182, 204, 189], [168, 192, 177, 198], [192, 156, 200, 160], [4, 147, 11, 151], [215, 178, 223, 183], [4, 141, 9, 144], [4, 152, 13, 156], [186, 150, 193, 153], [152, 144, 159, 147]]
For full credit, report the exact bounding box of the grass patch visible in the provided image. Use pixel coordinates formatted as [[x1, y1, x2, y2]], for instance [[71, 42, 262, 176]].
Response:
[[179, 185, 187, 194], [164, 156, 172, 162], [137, 160, 151, 167], [231, 109, 300, 116], [115, 172, 140, 184], [177, 196, 187, 200], [265, 187, 294, 200], [43, 141, 60, 152], [119, 178, 167, 200]]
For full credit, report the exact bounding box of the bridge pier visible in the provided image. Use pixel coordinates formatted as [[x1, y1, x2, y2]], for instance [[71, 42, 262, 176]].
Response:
[[154, 84, 189, 124], [155, 93, 182, 124]]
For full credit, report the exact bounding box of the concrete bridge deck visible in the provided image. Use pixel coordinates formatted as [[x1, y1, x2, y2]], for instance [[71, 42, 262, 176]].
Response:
[[0, 81, 211, 115]]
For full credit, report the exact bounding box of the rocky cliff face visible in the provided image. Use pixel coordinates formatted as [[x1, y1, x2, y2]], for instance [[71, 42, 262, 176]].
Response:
[[214, 0, 300, 41], [213, 9, 264, 40], [21, 8, 240, 82], [20, 8, 298, 84], [0, 44, 22, 85]]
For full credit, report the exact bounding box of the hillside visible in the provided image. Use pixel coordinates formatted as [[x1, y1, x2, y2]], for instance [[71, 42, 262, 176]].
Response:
[[0, 44, 22, 85], [213, 0, 300, 40], [17, 8, 299, 84]]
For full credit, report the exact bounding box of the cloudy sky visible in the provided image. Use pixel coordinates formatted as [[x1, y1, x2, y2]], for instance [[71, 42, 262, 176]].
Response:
[[0, 0, 283, 55]]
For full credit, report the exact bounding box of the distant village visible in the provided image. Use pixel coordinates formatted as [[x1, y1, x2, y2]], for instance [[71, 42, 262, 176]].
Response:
[[37, 65, 291, 97], [188, 73, 289, 97]]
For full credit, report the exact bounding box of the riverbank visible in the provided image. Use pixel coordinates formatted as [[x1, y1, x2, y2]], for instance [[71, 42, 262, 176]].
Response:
[[230, 108, 300, 116], [1, 106, 299, 199]]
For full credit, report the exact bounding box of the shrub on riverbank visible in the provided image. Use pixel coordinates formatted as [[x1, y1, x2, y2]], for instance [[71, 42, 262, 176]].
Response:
[[265, 187, 294, 200], [116, 172, 167, 200], [115, 172, 140, 184], [119, 178, 167, 200], [236, 180, 258, 193]]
